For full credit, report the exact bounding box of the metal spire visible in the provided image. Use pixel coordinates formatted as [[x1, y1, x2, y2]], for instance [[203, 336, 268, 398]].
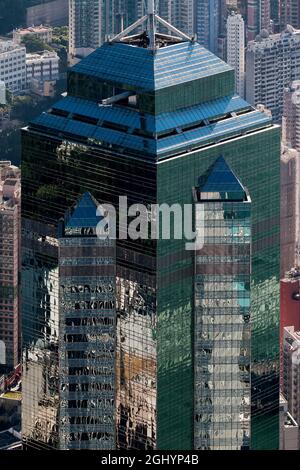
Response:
[[147, 0, 156, 50], [110, 0, 192, 49]]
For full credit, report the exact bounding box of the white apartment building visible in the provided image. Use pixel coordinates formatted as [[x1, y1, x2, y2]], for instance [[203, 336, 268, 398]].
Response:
[[26, 51, 59, 84], [0, 41, 26, 94], [227, 11, 245, 98], [13, 25, 53, 44], [246, 26, 300, 123]]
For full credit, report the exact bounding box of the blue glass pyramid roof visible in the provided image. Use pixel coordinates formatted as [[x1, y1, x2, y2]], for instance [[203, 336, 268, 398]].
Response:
[[65, 192, 102, 229], [28, 33, 273, 161], [200, 156, 246, 201], [71, 41, 233, 91]]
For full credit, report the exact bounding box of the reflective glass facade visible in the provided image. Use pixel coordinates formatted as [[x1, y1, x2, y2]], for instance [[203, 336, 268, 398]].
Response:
[[22, 192, 117, 450], [22, 31, 280, 450], [58, 193, 116, 449], [194, 159, 251, 450], [22, 218, 60, 449]]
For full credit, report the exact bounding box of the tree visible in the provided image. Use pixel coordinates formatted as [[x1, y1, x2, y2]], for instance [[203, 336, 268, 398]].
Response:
[[52, 26, 69, 48], [21, 35, 54, 53], [5, 89, 13, 105], [51, 26, 69, 74]]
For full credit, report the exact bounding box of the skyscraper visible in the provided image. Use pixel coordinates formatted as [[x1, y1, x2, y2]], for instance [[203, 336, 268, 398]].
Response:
[[227, 11, 245, 98], [280, 147, 300, 275], [0, 162, 21, 371], [69, 0, 117, 62], [158, 0, 195, 37], [247, 0, 271, 41], [280, 269, 300, 350], [237, 0, 247, 18], [22, 10, 280, 450], [283, 81, 300, 152], [246, 26, 300, 123], [282, 325, 300, 446], [195, 0, 220, 53], [281, 82, 300, 274], [279, 393, 299, 450], [175, 0, 195, 36], [58, 192, 116, 449], [270, 0, 281, 32], [280, 0, 300, 30], [194, 157, 252, 450]]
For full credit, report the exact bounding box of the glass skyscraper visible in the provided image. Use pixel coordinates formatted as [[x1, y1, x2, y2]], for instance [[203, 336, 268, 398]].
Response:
[[195, 0, 219, 53], [21, 16, 280, 450], [58, 192, 116, 449], [194, 157, 252, 449]]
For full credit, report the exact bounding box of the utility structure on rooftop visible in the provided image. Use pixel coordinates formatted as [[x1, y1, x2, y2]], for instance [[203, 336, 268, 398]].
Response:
[[111, 0, 192, 50]]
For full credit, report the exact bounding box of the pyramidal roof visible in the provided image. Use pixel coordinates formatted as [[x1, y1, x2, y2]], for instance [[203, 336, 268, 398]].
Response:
[[200, 156, 247, 201], [72, 40, 233, 92], [71, 6, 233, 93], [65, 192, 102, 229], [30, 11, 271, 163]]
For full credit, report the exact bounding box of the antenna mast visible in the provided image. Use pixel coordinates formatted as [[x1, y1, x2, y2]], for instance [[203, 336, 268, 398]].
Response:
[[110, 0, 192, 48], [147, 0, 156, 50]]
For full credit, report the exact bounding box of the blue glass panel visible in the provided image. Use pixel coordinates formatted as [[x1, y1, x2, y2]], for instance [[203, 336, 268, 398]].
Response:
[[65, 192, 102, 228], [51, 95, 251, 136], [157, 111, 270, 157], [31, 107, 270, 161], [72, 42, 233, 91], [201, 156, 245, 194]]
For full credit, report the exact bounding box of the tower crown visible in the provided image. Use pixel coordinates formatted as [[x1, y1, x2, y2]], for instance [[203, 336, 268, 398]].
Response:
[[29, 3, 272, 163], [110, 0, 192, 50]]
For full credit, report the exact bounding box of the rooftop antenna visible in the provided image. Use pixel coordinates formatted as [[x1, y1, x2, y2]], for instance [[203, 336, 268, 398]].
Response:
[[147, 0, 156, 50], [111, 0, 192, 48]]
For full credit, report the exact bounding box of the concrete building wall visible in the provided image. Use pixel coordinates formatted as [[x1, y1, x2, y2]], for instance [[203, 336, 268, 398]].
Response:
[[0, 41, 26, 94], [196, 0, 219, 53], [26, 51, 59, 84], [26, 0, 68, 28], [280, 272, 300, 376], [227, 11, 245, 97], [0, 162, 21, 371], [282, 325, 300, 447], [280, 394, 299, 450], [69, 0, 104, 60], [247, 0, 271, 41], [283, 81, 300, 151], [280, 0, 300, 30], [0, 81, 5, 105], [280, 148, 300, 276], [13, 25, 53, 44], [246, 27, 300, 123]]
